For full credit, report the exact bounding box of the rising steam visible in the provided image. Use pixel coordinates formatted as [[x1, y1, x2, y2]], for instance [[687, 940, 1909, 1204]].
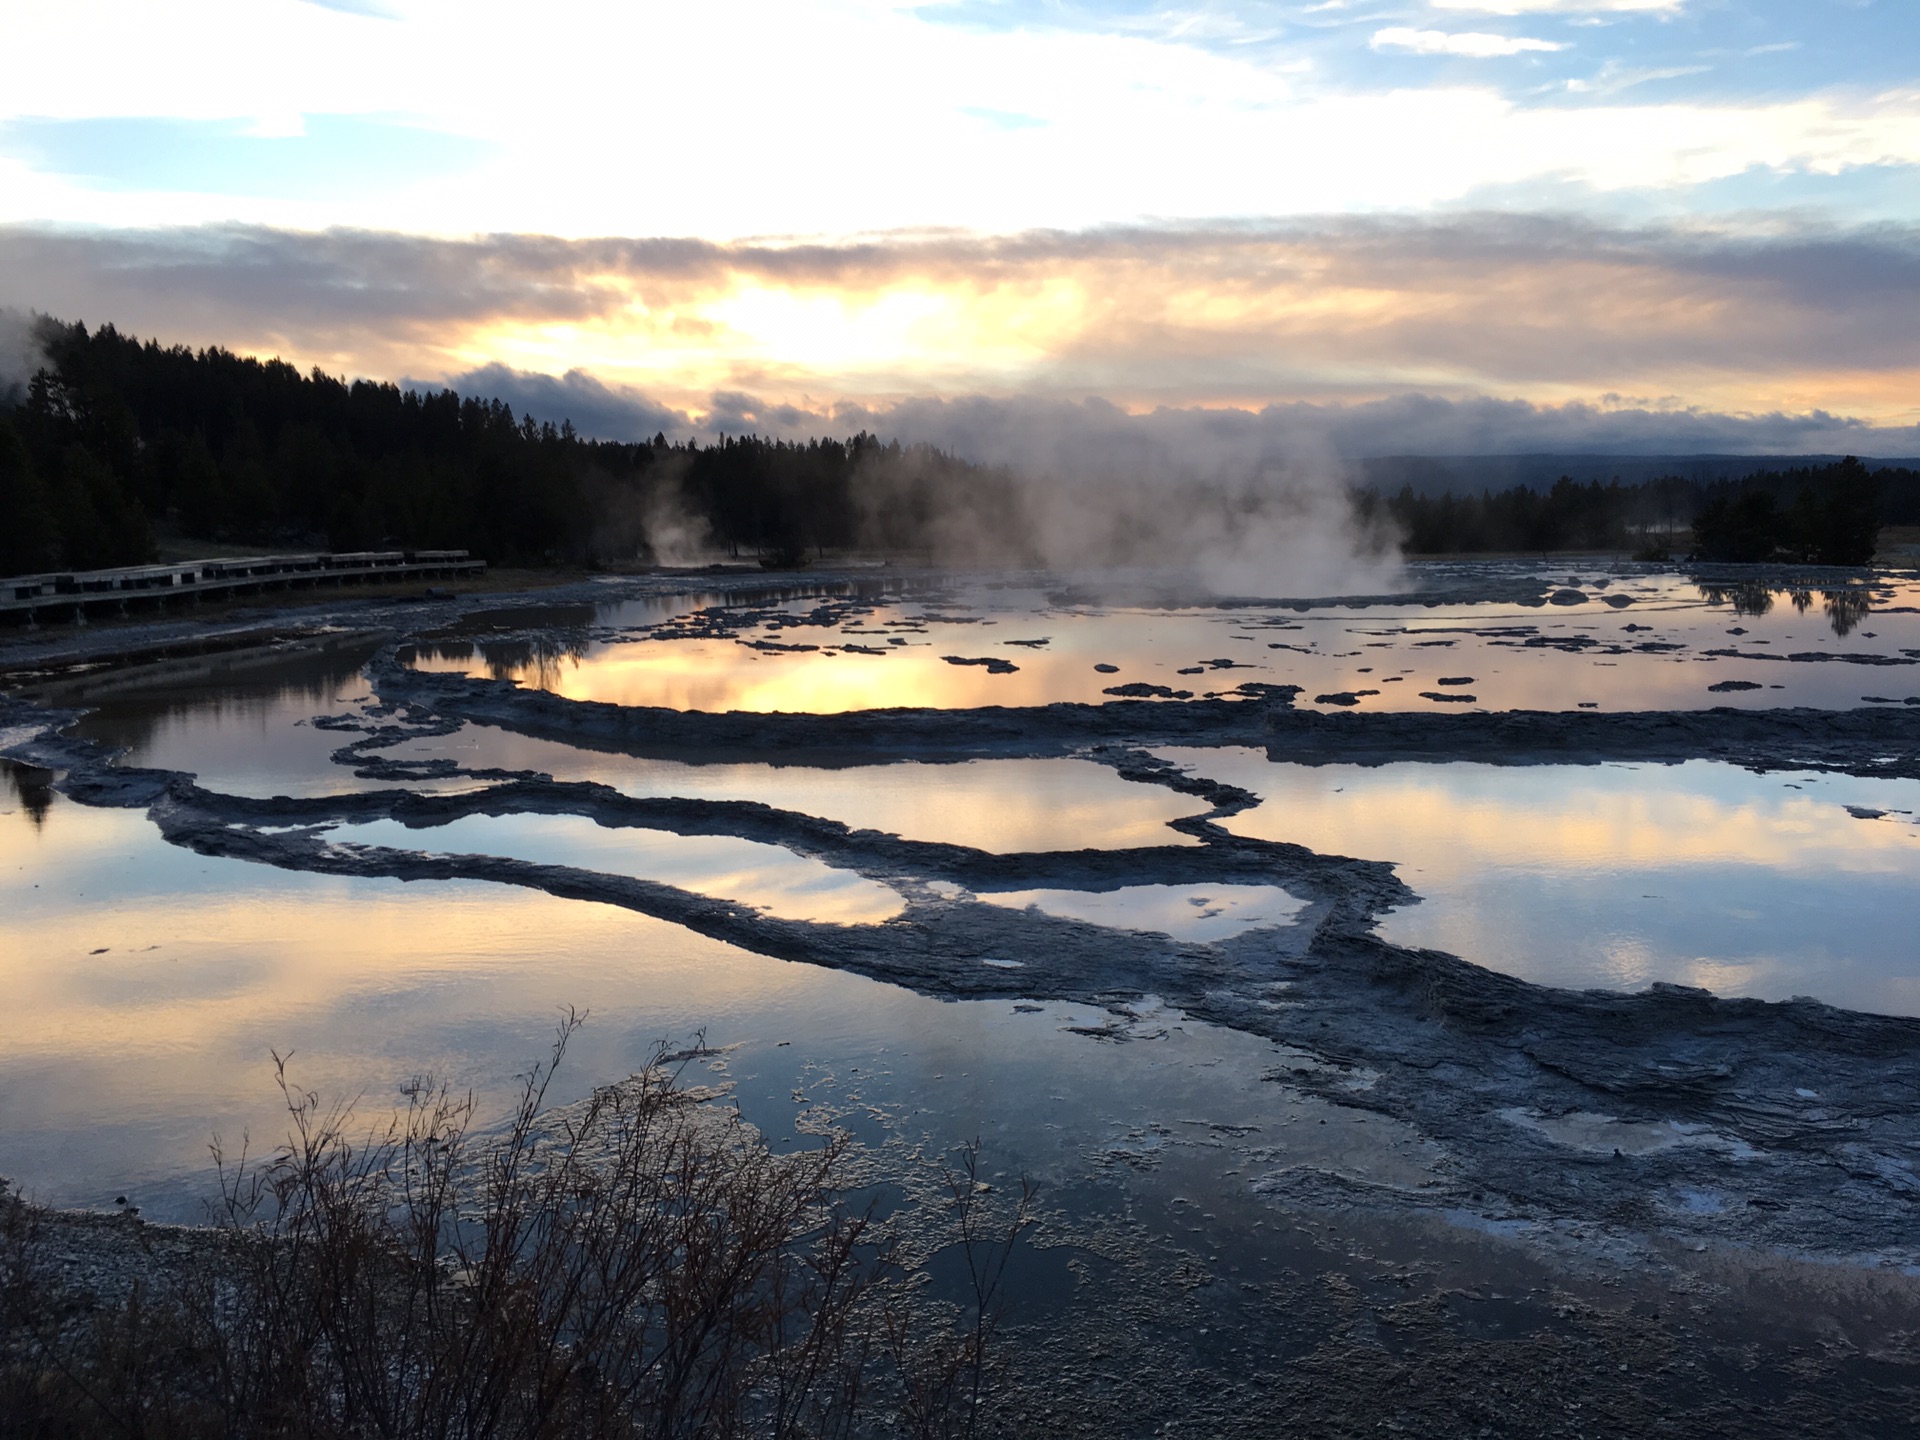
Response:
[[0, 308, 48, 408], [852, 397, 1405, 599]]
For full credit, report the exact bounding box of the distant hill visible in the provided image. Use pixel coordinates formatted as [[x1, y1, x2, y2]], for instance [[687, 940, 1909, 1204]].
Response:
[[1360, 454, 1920, 498]]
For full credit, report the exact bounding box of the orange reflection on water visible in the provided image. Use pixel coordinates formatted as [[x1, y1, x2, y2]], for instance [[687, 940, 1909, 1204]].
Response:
[[413, 639, 1192, 713], [408, 578, 1920, 717]]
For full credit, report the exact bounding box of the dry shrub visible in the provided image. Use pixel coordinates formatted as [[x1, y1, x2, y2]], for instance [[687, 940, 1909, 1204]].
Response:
[[880, 1144, 1035, 1440], [0, 1017, 1032, 1439]]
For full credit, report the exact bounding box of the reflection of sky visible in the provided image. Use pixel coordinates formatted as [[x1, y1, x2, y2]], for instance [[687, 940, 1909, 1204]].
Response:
[[0, 793, 860, 1207], [3, 784, 1388, 1232], [72, 688, 371, 797], [980, 883, 1307, 943], [1157, 750, 1920, 1016], [324, 813, 904, 925], [61, 644, 382, 797], [383, 734, 1206, 853]]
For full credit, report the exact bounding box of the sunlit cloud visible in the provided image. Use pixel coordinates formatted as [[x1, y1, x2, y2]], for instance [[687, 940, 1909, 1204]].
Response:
[[0, 0, 1911, 449], [6, 216, 1919, 452], [1372, 27, 1564, 57]]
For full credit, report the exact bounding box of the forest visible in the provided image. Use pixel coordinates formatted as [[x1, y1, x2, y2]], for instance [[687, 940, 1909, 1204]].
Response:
[[0, 317, 1912, 574], [0, 319, 1007, 575]]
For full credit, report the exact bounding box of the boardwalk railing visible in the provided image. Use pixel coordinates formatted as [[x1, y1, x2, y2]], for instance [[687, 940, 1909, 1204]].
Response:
[[2, 550, 485, 624]]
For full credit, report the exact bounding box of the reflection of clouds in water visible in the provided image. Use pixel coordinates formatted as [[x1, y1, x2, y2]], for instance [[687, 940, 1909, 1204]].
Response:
[[325, 813, 904, 926], [980, 883, 1306, 943], [375, 738, 1204, 853], [61, 648, 385, 798], [0, 807, 885, 1208], [1155, 750, 1920, 1013], [1201, 758, 1920, 878], [1675, 953, 1778, 999]]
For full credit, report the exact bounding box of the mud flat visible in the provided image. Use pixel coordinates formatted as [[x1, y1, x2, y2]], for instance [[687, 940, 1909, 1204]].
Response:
[[6, 561, 1920, 1433]]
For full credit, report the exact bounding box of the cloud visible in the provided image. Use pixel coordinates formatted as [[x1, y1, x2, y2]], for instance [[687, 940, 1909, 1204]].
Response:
[[420, 364, 692, 442], [443, 377, 1920, 468], [0, 1, 1911, 236], [1372, 27, 1563, 57], [1429, 0, 1682, 13], [845, 393, 1920, 464], [1564, 63, 1711, 96], [5, 217, 1920, 431], [14, 229, 1912, 525]]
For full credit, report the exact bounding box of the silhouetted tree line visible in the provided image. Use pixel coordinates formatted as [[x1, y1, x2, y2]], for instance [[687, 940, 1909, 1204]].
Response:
[[0, 319, 1012, 575], [6, 317, 1914, 576], [1686, 456, 1893, 564], [1384, 459, 1914, 564], [1381, 475, 1648, 556]]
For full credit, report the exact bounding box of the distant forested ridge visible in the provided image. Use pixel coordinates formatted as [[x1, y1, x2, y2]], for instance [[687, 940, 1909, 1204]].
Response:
[[0, 317, 1911, 575], [1376, 459, 1913, 564], [0, 319, 1009, 575]]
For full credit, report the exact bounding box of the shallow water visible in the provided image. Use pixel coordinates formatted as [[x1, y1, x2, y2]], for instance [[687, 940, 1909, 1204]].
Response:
[[60, 641, 396, 798], [323, 812, 906, 924], [404, 568, 1920, 714], [1158, 749, 1920, 1015], [380, 727, 1206, 851], [979, 882, 1308, 941], [1, 765, 1431, 1264]]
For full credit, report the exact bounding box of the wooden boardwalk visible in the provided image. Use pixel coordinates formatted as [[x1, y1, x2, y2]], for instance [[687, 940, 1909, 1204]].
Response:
[[2, 550, 485, 625]]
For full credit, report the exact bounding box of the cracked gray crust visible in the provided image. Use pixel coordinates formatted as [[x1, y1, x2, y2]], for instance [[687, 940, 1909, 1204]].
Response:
[[6, 680, 1920, 1274]]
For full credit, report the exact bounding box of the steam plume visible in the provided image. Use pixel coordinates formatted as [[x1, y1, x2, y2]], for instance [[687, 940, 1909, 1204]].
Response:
[[857, 397, 1405, 598], [0, 308, 47, 409]]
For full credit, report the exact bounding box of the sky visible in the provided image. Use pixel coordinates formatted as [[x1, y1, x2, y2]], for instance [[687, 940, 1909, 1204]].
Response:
[[2, 0, 1918, 455]]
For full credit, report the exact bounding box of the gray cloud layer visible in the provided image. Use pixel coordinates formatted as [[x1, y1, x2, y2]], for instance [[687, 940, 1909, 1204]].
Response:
[[425, 363, 691, 441], [467, 373, 1920, 461]]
